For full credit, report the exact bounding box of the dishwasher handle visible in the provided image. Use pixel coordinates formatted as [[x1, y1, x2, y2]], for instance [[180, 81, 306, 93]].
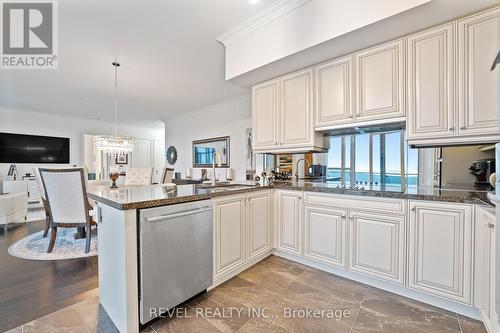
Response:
[[144, 207, 212, 222]]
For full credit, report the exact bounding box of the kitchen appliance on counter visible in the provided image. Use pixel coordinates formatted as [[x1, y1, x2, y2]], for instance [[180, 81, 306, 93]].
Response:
[[469, 158, 495, 189], [139, 200, 213, 325], [307, 164, 327, 177]]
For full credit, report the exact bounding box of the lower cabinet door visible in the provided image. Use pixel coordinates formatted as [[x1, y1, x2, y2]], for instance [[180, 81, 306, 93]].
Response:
[[214, 196, 246, 278], [408, 201, 472, 304], [304, 205, 347, 267], [247, 191, 272, 261], [277, 191, 302, 255], [348, 211, 405, 284]]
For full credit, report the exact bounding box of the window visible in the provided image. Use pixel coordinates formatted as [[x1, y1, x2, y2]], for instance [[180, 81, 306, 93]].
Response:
[[327, 130, 418, 186]]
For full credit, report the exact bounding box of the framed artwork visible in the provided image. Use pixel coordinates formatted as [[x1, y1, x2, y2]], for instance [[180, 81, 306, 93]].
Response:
[[115, 154, 128, 165], [192, 136, 230, 168]]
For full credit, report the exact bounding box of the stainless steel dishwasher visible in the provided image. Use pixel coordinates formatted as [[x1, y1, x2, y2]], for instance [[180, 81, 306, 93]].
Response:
[[139, 200, 213, 325]]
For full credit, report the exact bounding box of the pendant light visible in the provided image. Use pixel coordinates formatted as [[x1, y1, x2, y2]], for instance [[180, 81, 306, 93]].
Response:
[[94, 62, 135, 156]]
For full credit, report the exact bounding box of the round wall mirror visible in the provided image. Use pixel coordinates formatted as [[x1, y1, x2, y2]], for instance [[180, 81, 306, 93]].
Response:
[[166, 146, 178, 165]]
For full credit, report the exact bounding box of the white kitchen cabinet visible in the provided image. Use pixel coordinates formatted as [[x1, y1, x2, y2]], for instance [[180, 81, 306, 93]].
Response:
[[354, 39, 405, 122], [407, 23, 455, 140], [277, 190, 302, 255], [348, 211, 405, 284], [315, 56, 353, 128], [252, 69, 326, 153], [252, 79, 279, 149], [280, 69, 313, 146], [304, 205, 347, 267], [474, 206, 496, 333], [213, 195, 246, 279], [247, 191, 272, 261], [408, 201, 473, 304], [457, 7, 500, 138]]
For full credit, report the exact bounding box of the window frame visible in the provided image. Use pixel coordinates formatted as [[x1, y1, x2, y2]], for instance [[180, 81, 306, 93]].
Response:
[[329, 129, 412, 186]]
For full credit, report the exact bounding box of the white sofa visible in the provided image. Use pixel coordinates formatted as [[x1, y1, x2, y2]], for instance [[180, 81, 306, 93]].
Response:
[[0, 192, 28, 225]]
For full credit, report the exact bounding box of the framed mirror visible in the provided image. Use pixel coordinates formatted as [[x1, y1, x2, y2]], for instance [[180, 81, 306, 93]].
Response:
[[192, 136, 230, 168]]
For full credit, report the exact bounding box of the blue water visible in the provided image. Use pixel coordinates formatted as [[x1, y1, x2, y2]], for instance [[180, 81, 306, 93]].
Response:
[[327, 170, 417, 185]]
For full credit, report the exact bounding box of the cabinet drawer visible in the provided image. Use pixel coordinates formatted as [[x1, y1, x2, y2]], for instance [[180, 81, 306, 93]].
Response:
[[304, 192, 405, 215]]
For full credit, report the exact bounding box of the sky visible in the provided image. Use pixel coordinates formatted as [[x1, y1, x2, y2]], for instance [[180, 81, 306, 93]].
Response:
[[327, 132, 418, 175]]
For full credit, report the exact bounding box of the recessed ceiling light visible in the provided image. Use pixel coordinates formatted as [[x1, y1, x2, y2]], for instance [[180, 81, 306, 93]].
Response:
[[249, 0, 260, 5]]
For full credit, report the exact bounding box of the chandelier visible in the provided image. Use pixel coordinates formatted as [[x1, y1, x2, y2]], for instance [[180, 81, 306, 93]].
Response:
[[94, 62, 135, 157]]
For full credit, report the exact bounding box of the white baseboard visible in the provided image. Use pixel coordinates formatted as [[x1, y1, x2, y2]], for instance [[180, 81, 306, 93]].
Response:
[[272, 249, 481, 321]]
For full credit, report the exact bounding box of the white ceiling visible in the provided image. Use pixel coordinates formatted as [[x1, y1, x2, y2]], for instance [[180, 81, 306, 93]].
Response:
[[0, 0, 277, 128], [2, 0, 498, 129]]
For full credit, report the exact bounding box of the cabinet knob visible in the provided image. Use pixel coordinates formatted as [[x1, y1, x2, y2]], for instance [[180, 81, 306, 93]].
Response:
[[459, 126, 466, 130], [349, 114, 354, 118], [448, 127, 454, 131], [410, 206, 416, 211], [486, 222, 495, 229], [341, 213, 346, 218]]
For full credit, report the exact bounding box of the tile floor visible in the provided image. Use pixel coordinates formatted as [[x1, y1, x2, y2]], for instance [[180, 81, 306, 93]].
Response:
[[6, 255, 487, 333]]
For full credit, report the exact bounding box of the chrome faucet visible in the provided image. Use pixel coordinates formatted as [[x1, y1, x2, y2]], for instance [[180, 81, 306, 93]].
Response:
[[295, 158, 310, 181], [212, 152, 221, 186]]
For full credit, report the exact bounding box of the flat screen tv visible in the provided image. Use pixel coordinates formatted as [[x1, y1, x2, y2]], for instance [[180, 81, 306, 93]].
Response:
[[0, 132, 70, 164]]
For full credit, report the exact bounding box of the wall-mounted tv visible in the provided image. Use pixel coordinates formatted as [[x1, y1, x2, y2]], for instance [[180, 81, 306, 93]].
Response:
[[0, 132, 70, 164]]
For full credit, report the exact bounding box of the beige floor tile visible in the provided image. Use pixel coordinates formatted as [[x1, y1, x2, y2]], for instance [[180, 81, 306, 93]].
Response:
[[75, 295, 119, 333], [295, 266, 368, 303], [351, 307, 428, 333], [362, 288, 461, 333], [458, 314, 488, 333], [189, 288, 252, 332], [237, 318, 290, 333], [150, 307, 222, 333], [22, 306, 88, 333]]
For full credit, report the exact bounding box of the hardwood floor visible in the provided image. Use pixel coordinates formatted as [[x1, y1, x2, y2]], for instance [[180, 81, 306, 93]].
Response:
[[0, 220, 98, 332]]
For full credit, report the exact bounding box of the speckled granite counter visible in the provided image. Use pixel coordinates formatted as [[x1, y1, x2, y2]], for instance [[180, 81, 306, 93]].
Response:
[[88, 180, 495, 210]]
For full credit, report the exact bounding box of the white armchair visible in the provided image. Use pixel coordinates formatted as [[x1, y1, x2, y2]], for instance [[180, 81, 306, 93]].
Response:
[[124, 167, 153, 186], [0, 192, 28, 225]]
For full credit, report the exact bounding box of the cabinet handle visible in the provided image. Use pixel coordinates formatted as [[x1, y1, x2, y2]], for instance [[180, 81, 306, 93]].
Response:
[[98, 206, 103, 224], [485, 222, 495, 229]]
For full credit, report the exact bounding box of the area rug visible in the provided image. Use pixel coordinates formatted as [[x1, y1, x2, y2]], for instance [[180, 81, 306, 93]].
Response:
[[8, 227, 98, 260]]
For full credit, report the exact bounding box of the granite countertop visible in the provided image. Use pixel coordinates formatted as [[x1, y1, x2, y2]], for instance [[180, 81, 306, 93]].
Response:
[[88, 180, 496, 210]]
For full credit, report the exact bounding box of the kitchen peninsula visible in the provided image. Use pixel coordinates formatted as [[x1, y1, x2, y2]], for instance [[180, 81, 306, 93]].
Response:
[[88, 181, 495, 333]]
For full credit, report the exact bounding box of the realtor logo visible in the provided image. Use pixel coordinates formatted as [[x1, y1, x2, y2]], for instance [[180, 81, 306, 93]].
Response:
[[1, 0, 58, 69]]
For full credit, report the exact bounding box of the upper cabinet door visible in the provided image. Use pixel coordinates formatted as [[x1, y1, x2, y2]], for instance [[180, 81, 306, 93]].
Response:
[[407, 24, 455, 140], [458, 8, 500, 136], [252, 79, 279, 149], [315, 56, 353, 128], [355, 39, 405, 121], [280, 69, 313, 146]]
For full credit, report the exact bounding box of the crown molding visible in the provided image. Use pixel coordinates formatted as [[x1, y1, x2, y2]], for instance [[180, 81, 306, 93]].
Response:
[[217, 0, 311, 46]]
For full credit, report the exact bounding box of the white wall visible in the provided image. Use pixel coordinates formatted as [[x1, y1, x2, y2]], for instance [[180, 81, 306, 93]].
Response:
[[221, 0, 430, 79], [441, 146, 495, 187], [163, 95, 251, 181], [0, 106, 164, 178]]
